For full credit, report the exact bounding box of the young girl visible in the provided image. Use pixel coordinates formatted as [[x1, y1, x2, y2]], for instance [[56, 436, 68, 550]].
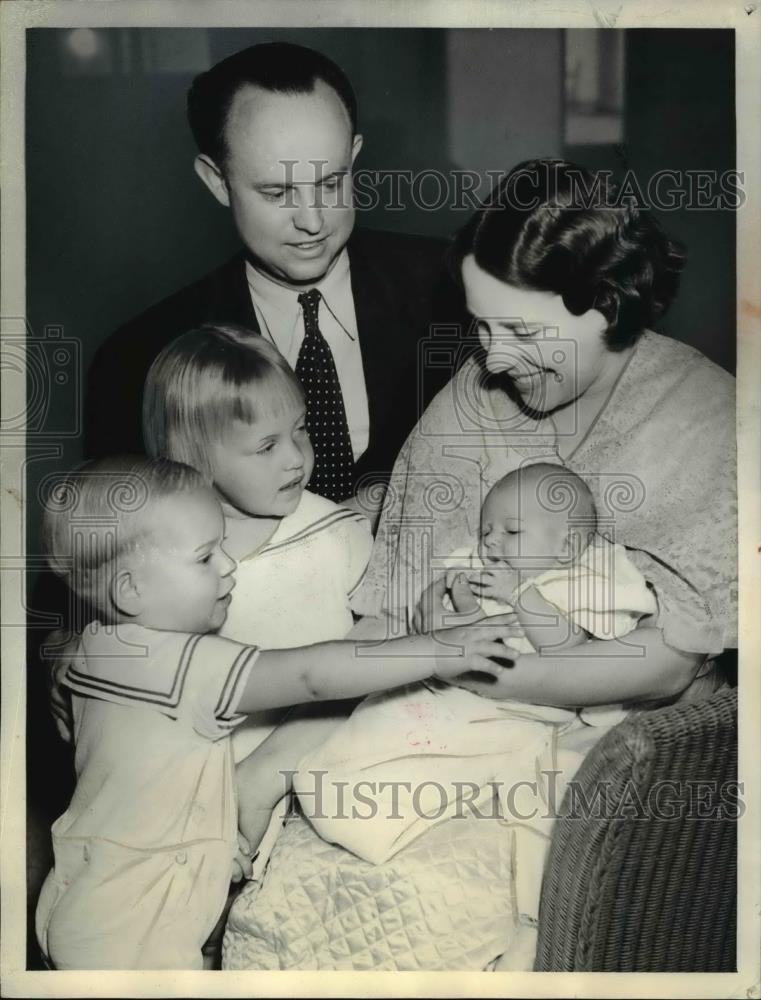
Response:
[[142, 324, 378, 872], [35, 455, 514, 970], [142, 323, 371, 652]]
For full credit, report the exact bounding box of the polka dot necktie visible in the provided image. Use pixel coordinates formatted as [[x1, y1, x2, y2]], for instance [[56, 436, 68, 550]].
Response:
[[295, 288, 355, 503]]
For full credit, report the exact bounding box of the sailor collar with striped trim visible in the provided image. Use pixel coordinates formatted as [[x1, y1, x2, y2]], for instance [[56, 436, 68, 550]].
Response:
[[64, 621, 258, 725], [239, 490, 365, 562]]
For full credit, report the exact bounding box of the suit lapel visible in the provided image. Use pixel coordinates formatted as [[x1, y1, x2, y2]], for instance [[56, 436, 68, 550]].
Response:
[[207, 254, 261, 333]]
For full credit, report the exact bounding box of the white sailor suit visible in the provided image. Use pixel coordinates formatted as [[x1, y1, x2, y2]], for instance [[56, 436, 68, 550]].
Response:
[[35, 623, 259, 970]]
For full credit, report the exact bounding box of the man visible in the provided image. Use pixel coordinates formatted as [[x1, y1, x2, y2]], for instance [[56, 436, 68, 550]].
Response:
[[85, 41, 466, 511]]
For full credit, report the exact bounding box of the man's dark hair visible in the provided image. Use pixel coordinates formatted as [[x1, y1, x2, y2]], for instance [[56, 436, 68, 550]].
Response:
[[451, 159, 686, 350], [187, 41, 358, 168]]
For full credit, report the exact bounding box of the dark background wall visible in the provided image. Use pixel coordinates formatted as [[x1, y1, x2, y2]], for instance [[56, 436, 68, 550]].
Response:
[[25, 26, 570, 567], [24, 27, 736, 965], [566, 29, 736, 373], [625, 29, 736, 371]]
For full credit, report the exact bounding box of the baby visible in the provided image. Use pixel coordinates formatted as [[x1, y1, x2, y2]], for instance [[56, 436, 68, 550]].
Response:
[[446, 462, 657, 655], [291, 462, 658, 865], [34, 455, 515, 970]]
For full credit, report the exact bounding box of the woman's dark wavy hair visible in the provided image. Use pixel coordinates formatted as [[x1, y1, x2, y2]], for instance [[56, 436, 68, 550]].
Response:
[[451, 159, 686, 350]]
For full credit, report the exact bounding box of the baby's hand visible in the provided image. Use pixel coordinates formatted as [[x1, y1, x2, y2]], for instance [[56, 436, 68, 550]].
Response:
[[469, 564, 518, 604], [231, 832, 256, 884], [412, 573, 480, 634], [445, 566, 484, 599], [431, 613, 521, 681], [444, 567, 468, 592]]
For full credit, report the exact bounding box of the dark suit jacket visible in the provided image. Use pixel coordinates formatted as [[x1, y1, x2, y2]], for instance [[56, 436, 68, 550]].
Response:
[[84, 228, 471, 488]]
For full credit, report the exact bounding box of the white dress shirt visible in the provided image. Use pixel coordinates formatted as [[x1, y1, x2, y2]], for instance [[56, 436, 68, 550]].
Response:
[[246, 251, 370, 463]]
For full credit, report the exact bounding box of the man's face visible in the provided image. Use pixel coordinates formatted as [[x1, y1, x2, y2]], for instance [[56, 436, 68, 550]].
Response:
[[197, 81, 362, 286]]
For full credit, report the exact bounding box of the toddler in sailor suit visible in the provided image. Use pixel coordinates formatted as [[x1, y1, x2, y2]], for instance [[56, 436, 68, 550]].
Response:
[[37, 455, 514, 969]]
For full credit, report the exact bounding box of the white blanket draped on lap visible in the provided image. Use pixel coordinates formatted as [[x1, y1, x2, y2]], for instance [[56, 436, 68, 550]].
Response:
[[295, 684, 583, 937]]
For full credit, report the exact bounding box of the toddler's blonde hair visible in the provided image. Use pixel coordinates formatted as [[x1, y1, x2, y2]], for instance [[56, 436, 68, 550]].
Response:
[[43, 454, 206, 615]]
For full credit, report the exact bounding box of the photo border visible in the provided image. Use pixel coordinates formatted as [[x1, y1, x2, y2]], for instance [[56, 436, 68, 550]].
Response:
[[2, 2, 759, 997]]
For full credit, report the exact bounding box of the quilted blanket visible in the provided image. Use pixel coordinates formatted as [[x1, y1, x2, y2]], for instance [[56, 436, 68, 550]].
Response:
[[222, 715, 601, 971], [223, 808, 520, 970]]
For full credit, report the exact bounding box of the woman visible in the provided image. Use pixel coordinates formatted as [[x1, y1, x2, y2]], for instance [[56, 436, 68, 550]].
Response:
[[223, 160, 737, 971]]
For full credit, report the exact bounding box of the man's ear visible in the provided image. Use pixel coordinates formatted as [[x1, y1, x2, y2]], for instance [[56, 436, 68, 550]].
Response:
[[194, 154, 231, 208], [351, 133, 363, 165], [110, 568, 142, 618]]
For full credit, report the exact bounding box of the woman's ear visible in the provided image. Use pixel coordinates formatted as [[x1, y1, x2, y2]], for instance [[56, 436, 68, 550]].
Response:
[[110, 568, 142, 618]]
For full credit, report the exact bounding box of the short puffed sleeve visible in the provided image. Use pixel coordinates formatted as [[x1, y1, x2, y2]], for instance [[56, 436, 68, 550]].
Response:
[[65, 624, 260, 742]]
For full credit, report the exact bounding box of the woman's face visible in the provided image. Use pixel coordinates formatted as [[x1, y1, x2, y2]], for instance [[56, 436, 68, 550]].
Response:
[[462, 254, 613, 414]]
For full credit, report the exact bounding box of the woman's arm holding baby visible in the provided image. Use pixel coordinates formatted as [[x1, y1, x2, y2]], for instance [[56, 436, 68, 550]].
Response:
[[418, 580, 703, 705], [453, 627, 705, 706]]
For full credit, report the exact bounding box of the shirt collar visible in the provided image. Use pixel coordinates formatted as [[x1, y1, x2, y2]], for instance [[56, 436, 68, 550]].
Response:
[[245, 249, 351, 324]]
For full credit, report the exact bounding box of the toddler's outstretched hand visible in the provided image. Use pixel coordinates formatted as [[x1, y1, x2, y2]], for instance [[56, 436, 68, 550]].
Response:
[[431, 614, 520, 682]]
